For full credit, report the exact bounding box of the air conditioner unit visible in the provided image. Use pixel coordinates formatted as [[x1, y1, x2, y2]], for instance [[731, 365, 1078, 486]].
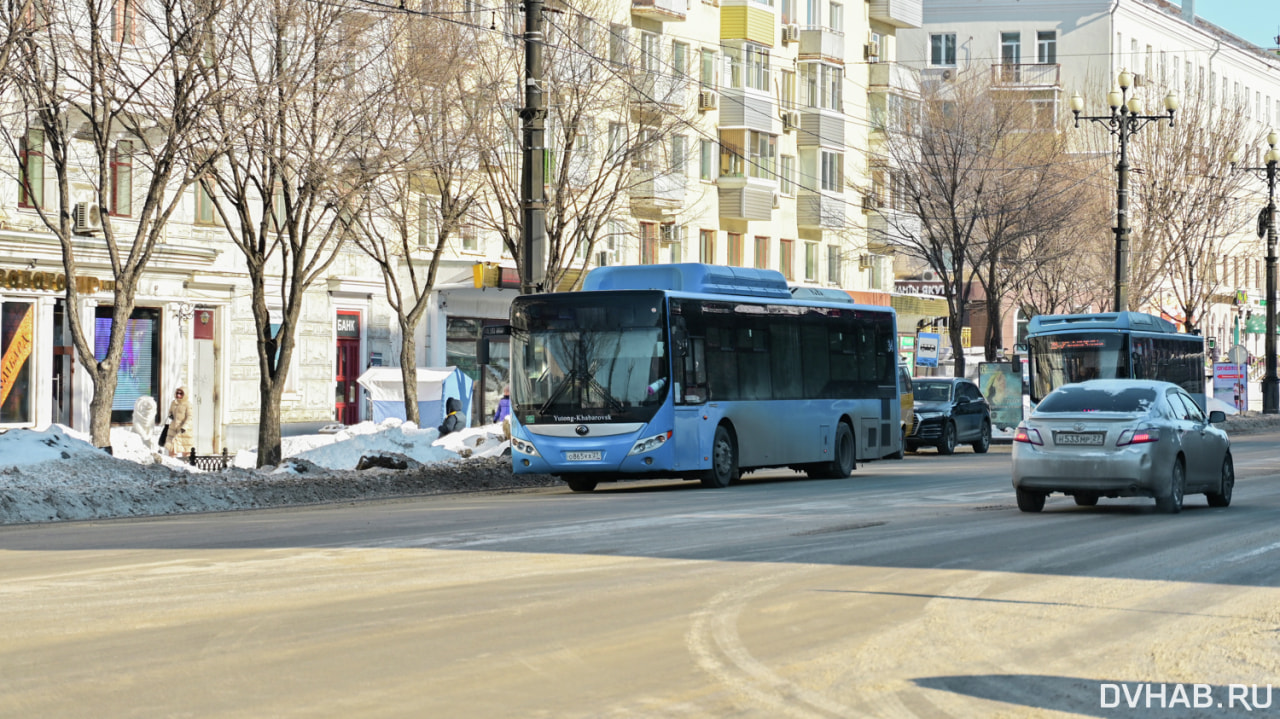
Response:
[[864, 41, 880, 59], [781, 110, 800, 131], [921, 269, 937, 281], [74, 202, 102, 234], [660, 223, 678, 244], [771, 191, 781, 209], [698, 89, 718, 111], [941, 69, 954, 81], [859, 254, 875, 269], [782, 24, 800, 44]]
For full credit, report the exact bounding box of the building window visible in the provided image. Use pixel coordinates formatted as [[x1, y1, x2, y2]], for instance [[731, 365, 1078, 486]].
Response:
[[728, 232, 743, 266], [671, 135, 687, 174], [672, 41, 688, 76], [829, 2, 842, 31], [700, 48, 716, 88], [820, 151, 842, 192], [779, 239, 794, 279], [1001, 31, 1020, 66], [417, 195, 435, 247], [460, 223, 479, 252], [195, 177, 217, 225], [1036, 31, 1056, 64], [804, 242, 819, 281], [640, 32, 660, 73], [930, 33, 956, 66], [609, 23, 628, 65], [700, 139, 716, 181], [754, 236, 769, 269], [780, 155, 795, 195], [748, 130, 776, 179], [110, 140, 132, 217], [113, 0, 136, 45], [827, 245, 842, 285], [700, 229, 715, 263], [780, 70, 795, 110], [18, 129, 43, 209], [640, 222, 658, 264]]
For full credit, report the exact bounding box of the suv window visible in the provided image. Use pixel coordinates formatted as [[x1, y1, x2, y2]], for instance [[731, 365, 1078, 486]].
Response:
[[898, 366, 912, 394], [1037, 385, 1157, 413]]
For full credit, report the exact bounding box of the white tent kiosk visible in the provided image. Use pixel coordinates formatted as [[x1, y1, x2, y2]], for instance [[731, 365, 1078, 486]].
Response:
[[357, 367, 474, 427]]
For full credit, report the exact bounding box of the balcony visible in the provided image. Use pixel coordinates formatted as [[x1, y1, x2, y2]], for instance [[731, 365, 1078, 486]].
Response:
[[868, 0, 922, 28], [797, 189, 846, 229], [632, 0, 687, 21], [719, 88, 775, 134], [867, 208, 920, 251], [796, 106, 844, 148], [990, 63, 1061, 89], [630, 171, 687, 213], [632, 73, 692, 115], [869, 61, 920, 96], [718, 175, 775, 221], [799, 26, 844, 64]]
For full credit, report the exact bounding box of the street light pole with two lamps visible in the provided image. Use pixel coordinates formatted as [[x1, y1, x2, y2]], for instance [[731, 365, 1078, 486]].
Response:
[[1069, 70, 1178, 313], [1229, 131, 1280, 415]]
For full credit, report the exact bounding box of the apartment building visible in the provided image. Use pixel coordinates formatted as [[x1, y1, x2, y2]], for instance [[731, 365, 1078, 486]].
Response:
[[0, 0, 924, 447], [898, 0, 1280, 357]]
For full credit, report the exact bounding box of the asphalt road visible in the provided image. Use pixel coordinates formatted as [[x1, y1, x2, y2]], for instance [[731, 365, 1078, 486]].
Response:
[[3, 434, 1280, 718]]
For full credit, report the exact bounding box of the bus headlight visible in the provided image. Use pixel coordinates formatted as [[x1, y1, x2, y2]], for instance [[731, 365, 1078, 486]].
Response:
[[628, 431, 672, 456], [511, 436, 540, 457]]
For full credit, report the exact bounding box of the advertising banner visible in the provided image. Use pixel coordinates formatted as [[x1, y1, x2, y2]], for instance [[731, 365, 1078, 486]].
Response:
[[1213, 363, 1248, 412], [0, 304, 34, 411], [979, 362, 1023, 430]]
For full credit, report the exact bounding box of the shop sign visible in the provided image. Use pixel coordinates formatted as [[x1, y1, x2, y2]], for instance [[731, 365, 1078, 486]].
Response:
[[0, 305, 34, 408], [0, 268, 115, 294], [894, 281, 946, 296], [336, 312, 360, 338]]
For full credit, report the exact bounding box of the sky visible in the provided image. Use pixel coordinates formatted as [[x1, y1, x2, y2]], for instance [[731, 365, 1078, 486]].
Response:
[[1192, 0, 1280, 49]]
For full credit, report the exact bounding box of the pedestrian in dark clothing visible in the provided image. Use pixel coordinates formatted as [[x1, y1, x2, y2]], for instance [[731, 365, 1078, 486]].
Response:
[[438, 396, 464, 436], [494, 386, 511, 423]]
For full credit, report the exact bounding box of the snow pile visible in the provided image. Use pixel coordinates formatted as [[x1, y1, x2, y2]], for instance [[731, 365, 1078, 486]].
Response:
[[227, 418, 510, 470]]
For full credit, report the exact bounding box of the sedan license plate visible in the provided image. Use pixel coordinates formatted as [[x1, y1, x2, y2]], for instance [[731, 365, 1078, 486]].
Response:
[[565, 451, 602, 461], [1055, 432, 1104, 446]]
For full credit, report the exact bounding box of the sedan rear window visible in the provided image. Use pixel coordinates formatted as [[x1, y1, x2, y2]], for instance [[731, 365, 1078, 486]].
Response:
[[1036, 386, 1157, 413]]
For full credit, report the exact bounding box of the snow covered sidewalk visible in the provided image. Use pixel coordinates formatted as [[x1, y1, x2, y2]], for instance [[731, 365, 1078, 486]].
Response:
[[0, 420, 555, 525]]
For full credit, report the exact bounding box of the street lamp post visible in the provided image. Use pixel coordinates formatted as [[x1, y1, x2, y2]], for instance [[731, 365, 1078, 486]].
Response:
[[1069, 71, 1178, 313], [1229, 131, 1280, 415]]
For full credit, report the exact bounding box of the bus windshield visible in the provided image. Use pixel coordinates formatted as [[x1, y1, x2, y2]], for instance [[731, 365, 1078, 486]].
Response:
[[1028, 333, 1128, 402], [511, 292, 668, 424]]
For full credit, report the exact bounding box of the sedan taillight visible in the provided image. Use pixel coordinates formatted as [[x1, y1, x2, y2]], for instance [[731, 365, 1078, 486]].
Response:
[[1013, 427, 1043, 445], [1117, 427, 1159, 446]]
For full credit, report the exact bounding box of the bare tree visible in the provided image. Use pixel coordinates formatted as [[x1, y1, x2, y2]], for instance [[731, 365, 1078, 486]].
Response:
[[472, 2, 696, 291], [876, 70, 1075, 376], [345, 8, 486, 424], [1, 0, 230, 446], [201, 0, 393, 466], [1127, 84, 1255, 331]]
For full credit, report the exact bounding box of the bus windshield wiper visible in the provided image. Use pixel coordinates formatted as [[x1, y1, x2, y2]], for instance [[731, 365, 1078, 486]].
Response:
[[538, 368, 626, 416]]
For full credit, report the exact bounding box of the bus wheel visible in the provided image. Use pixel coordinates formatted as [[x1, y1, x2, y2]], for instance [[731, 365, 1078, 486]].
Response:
[[565, 478, 598, 493], [701, 425, 738, 489], [811, 423, 855, 478]]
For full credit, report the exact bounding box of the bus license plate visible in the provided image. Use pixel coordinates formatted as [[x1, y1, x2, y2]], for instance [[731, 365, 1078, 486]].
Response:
[[1056, 432, 1104, 446], [565, 451, 602, 461]]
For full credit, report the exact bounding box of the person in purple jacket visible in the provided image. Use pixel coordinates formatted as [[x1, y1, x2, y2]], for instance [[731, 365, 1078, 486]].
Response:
[[493, 386, 511, 423]]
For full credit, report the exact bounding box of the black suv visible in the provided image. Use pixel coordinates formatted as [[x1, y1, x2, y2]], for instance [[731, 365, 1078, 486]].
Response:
[[906, 378, 992, 455]]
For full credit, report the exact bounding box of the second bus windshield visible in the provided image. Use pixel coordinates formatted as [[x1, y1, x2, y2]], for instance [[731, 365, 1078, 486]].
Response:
[[1028, 333, 1128, 402]]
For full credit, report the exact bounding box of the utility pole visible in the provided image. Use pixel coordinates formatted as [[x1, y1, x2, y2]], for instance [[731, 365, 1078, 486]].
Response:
[[519, 0, 547, 295]]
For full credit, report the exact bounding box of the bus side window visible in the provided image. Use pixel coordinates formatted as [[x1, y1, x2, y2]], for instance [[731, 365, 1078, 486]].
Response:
[[673, 317, 709, 404]]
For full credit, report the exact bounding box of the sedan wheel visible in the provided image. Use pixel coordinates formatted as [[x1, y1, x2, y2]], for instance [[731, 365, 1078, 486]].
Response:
[[936, 422, 957, 455], [1016, 487, 1046, 513], [972, 420, 991, 454], [1207, 453, 1234, 508], [1156, 458, 1186, 514]]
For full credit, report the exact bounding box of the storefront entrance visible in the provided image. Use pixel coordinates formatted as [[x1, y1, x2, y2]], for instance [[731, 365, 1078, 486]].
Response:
[[335, 311, 361, 425]]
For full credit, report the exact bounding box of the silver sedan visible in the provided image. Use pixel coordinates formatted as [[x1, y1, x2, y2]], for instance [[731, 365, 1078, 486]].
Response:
[[1011, 379, 1232, 514]]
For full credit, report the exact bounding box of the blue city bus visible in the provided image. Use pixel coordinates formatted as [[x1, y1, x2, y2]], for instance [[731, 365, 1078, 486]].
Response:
[[1026, 311, 1206, 409], [508, 263, 903, 492]]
